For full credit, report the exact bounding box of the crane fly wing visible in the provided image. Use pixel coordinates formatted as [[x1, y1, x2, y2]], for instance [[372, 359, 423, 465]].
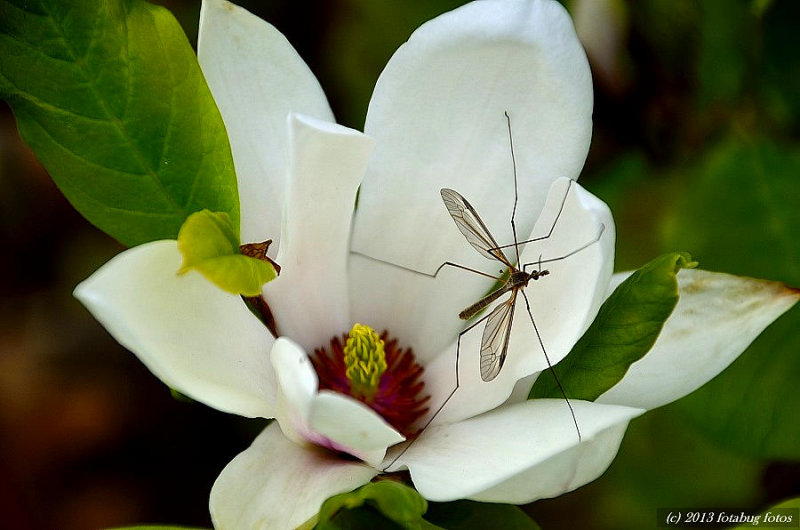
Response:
[[441, 188, 512, 267], [479, 290, 516, 381]]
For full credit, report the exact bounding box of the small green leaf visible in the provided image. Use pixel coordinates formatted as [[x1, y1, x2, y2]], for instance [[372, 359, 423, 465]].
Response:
[[169, 387, 194, 403], [177, 210, 277, 296], [424, 500, 541, 530], [530, 252, 696, 401], [315, 481, 431, 530], [0, 0, 239, 246]]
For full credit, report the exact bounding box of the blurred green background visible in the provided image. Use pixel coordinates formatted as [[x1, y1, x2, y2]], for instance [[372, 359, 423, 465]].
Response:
[[1, 0, 798, 528]]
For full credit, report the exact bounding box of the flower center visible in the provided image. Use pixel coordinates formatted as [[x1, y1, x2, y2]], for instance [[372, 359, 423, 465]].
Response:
[[311, 324, 430, 438]]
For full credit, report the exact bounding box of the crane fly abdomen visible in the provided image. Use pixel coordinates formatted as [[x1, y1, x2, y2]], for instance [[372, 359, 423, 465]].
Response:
[[458, 270, 531, 320], [459, 283, 509, 320]]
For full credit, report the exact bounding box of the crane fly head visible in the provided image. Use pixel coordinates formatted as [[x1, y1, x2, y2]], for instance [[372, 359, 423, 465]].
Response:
[[531, 269, 550, 281]]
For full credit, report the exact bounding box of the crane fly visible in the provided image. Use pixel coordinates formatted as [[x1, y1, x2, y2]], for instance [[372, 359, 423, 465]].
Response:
[[376, 113, 607, 472], [440, 187, 550, 382]]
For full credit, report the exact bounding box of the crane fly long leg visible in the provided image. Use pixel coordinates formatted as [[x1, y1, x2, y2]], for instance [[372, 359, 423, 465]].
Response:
[[505, 111, 522, 265], [520, 289, 581, 441], [523, 224, 606, 272], [349, 250, 503, 281], [381, 309, 493, 472]]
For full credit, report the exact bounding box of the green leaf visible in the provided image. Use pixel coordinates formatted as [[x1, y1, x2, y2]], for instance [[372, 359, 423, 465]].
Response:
[[0, 0, 239, 246], [662, 137, 800, 459], [315, 481, 433, 530], [168, 387, 194, 403], [424, 500, 541, 530], [177, 210, 277, 296], [530, 252, 696, 401]]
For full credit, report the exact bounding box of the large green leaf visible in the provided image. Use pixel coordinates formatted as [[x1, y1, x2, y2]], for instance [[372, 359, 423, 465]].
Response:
[[530, 252, 694, 401], [663, 138, 800, 459], [424, 500, 541, 530], [311, 482, 542, 530], [0, 0, 239, 246]]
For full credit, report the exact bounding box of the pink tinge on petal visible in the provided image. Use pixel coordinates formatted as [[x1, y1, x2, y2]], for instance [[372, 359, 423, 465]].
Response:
[[297, 427, 353, 457], [278, 391, 395, 467]]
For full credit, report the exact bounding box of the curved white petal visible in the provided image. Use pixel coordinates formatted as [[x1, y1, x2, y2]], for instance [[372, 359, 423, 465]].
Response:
[[310, 391, 404, 467], [264, 115, 374, 351], [469, 413, 630, 503], [390, 399, 641, 502], [419, 180, 614, 424], [271, 337, 318, 444], [74, 241, 276, 418], [350, 0, 593, 360], [210, 422, 378, 530], [598, 269, 800, 410], [198, 0, 334, 246]]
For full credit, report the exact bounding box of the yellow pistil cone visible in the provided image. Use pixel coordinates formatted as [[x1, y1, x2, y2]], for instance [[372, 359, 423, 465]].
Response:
[[344, 324, 387, 401]]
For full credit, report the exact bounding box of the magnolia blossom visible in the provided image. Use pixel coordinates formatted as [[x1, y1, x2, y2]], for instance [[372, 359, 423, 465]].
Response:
[[74, 0, 799, 528]]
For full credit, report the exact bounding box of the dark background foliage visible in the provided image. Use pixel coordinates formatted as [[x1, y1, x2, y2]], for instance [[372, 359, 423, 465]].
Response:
[[1, 0, 798, 528]]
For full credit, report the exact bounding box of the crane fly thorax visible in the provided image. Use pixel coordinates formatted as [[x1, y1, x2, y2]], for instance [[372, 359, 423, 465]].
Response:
[[510, 269, 531, 288]]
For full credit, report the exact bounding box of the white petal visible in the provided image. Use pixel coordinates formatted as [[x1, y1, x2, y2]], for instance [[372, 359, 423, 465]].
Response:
[[391, 399, 642, 502], [210, 422, 378, 530], [270, 337, 318, 444], [264, 114, 374, 351], [310, 391, 405, 467], [198, 0, 334, 246], [418, 180, 614, 425], [469, 413, 630, 503], [350, 0, 592, 358], [74, 241, 276, 418], [598, 269, 800, 410], [356, 0, 593, 270]]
